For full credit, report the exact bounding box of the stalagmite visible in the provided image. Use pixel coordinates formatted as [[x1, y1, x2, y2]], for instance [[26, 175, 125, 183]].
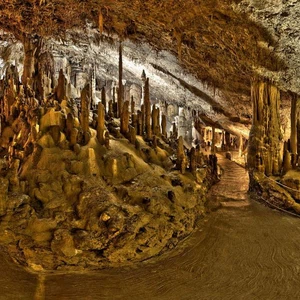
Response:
[[117, 43, 123, 118], [120, 101, 130, 135], [144, 78, 152, 140], [176, 136, 187, 174], [152, 105, 160, 136], [137, 110, 142, 135], [70, 128, 78, 148], [108, 100, 113, 118], [56, 69, 66, 102], [225, 131, 231, 151], [211, 126, 216, 153], [141, 105, 145, 136], [189, 147, 196, 175], [161, 114, 167, 137], [152, 135, 157, 148], [80, 85, 91, 145], [66, 113, 74, 141], [112, 87, 118, 117], [101, 87, 106, 112], [97, 103, 105, 144], [129, 126, 136, 145], [104, 131, 110, 149], [283, 150, 292, 173], [290, 93, 298, 168], [131, 97, 135, 119]]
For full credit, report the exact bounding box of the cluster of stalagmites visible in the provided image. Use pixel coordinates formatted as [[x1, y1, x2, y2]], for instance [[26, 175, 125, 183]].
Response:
[[247, 81, 300, 214], [0, 65, 218, 271]]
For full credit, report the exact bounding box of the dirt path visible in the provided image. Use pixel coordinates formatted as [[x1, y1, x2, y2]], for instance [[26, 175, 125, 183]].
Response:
[[2, 155, 300, 300]]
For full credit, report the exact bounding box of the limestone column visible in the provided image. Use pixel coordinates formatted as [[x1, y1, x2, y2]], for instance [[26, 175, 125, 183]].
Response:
[[211, 126, 216, 154], [117, 42, 123, 118], [144, 78, 152, 140], [238, 135, 243, 157], [161, 114, 167, 137], [152, 104, 160, 136], [97, 103, 105, 144], [80, 84, 90, 144], [225, 131, 231, 151], [247, 80, 282, 176], [101, 87, 106, 113], [120, 101, 130, 135], [189, 147, 196, 175], [290, 93, 298, 167], [176, 136, 187, 174]]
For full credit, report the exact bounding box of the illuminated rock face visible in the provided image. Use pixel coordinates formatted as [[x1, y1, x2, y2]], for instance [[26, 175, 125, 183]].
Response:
[[0, 56, 220, 271]]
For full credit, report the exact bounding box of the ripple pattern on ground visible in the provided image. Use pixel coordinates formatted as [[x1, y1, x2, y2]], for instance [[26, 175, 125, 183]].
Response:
[[2, 155, 300, 300]]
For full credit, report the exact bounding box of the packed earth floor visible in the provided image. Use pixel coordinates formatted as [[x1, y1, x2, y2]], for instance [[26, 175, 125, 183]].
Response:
[[1, 155, 300, 300]]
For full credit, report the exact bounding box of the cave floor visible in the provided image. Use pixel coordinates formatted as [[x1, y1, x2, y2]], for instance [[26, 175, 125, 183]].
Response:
[[2, 155, 300, 300]]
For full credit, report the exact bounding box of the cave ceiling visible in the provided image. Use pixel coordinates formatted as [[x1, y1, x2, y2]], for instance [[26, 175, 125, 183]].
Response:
[[0, 0, 298, 137]]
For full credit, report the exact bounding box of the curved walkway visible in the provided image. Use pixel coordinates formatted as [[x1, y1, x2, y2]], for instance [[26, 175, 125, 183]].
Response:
[[2, 155, 300, 299]]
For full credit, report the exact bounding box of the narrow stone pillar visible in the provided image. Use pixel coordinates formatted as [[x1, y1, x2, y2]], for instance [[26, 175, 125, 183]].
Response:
[[117, 42, 123, 118], [80, 84, 90, 144], [189, 147, 196, 175], [101, 87, 106, 113], [144, 78, 152, 140], [238, 135, 243, 157], [66, 113, 74, 141], [70, 128, 78, 148], [211, 126, 216, 154], [290, 93, 298, 168], [176, 136, 187, 174], [141, 104, 145, 136], [56, 69, 66, 102], [131, 96, 135, 117], [152, 105, 160, 136], [225, 131, 231, 151], [137, 110, 142, 135], [97, 103, 105, 144], [112, 86, 118, 117], [161, 114, 167, 137], [108, 100, 113, 118], [283, 150, 292, 173], [120, 101, 130, 135], [129, 126, 136, 145]]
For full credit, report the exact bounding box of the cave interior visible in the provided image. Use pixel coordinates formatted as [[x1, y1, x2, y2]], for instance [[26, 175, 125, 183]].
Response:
[[0, 0, 300, 272]]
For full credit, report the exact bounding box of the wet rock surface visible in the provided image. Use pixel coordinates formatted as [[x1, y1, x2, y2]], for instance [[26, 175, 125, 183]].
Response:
[[0, 132, 212, 271], [2, 155, 300, 299]]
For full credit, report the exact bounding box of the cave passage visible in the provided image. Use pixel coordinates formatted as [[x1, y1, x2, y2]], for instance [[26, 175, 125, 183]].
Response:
[[1, 155, 300, 300]]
